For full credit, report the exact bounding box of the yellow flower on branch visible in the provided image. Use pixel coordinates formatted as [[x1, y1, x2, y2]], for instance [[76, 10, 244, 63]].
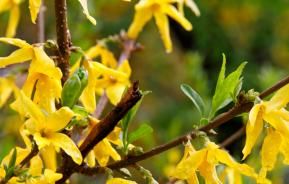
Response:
[[171, 141, 257, 183], [29, 0, 41, 24], [84, 117, 122, 167], [11, 91, 83, 165], [128, 0, 194, 53], [0, 38, 62, 111], [0, 0, 23, 37], [242, 84, 289, 159], [0, 148, 62, 184], [177, 0, 200, 16], [72, 45, 131, 111]]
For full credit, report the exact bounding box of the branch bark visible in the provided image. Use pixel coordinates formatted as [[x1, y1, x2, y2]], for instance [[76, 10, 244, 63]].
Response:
[[54, 0, 71, 84], [56, 82, 142, 183]]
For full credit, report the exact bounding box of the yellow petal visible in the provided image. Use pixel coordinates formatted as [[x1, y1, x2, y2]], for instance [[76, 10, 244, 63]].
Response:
[[93, 139, 121, 166], [261, 129, 282, 171], [154, 10, 172, 53], [29, 156, 43, 176], [215, 149, 257, 177], [80, 61, 99, 112], [171, 149, 206, 180], [78, 0, 96, 25], [18, 91, 45, 125], [267, 84, 289, 111], [198, 160, 221, 184], [6, 5, 20, 37], [280, 135, 289, 165], [31, 47, 62, 80], [34, 132, 51, 149], [0, 77, 15, 108], [185, 0, 201, 16], [106, 178, 137, 184], [41, 145, 57, 171], [187, 172, 199, 184], [29, 0, 41, 23], [106, 84, 126, 105], [85, 45, 118, 68], [48, 133, 83, 165], [46, 107, 74, 132], [92, 62, 128, 79], [0, 48, 33, 68], [242, 105, 264, 159], [85, 151, 96, 167], [264, 111, 289, 139], [24, 73, 62, 113], [128, 8, 153, 39], [107, 127, 122, 146], [43, 169, 63, 183], [163, 4, 192, 31], [118, 60, 131, 77], [0, 0, 11, 12], [0, 37, 31, 48]]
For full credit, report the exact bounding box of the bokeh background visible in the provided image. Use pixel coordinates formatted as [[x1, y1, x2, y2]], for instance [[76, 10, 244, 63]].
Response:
[[0, 0, 289, 183]]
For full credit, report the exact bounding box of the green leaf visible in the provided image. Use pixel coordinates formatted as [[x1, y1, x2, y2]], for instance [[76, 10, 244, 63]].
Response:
[[211, 54, 246, 117], [128, 123, 153, 144], [8, 149, 17, 169], [72, 105, 89, 117], [180, 84, 206, 117], [121, 90, 150, 153]]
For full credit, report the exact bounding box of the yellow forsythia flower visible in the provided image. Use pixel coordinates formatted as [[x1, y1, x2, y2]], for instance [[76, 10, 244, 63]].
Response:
[[73, 45, 131, 111], [177, 0, 200, 16], [242, 84, 289, 159], [171, 141, 257, 183], [29, 0, 41, 23], [84, 117, 122, 167], [219, 167, 242, 184], [128, 0, 193, 53], [0, 148, 62, 184], [106, 178, 137, 184], [11, 91, 83, 165], [0, 38, 62, 112], [0, 0, 23, 37]]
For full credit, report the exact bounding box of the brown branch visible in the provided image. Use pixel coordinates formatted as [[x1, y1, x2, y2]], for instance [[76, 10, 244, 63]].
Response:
[[220, 126, 245, 148], [54, 0, 71, 84], [19, 143, 39, 168], [56, 82, 142, 183], [81, 75, 289, 171]]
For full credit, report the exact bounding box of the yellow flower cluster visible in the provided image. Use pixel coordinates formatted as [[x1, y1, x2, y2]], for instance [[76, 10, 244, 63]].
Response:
[[128, 0, 200, 53], [0, 37, 130, 183], [243, 84, 289, 183], [171, 141, 257, 183]]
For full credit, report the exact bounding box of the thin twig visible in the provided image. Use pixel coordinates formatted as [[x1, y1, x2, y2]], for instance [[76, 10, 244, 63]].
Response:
[[19, 144, 39, 168], [220, 126, 245, 148], [54, 0, 71, 83], [79, 75, 289, 172]]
